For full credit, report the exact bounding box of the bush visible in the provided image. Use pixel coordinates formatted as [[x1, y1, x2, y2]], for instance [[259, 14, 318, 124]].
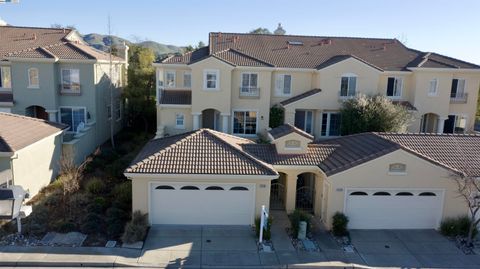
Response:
[[269, 105, 284, 128], [332, 212, 349, 236], [23, 204, 50, 235], [121, 211, 148, 244], [288, 210, 312, 238], [112, 182, 132, 211], [86, 178, 106, 195], [440, 216, 477, 237], [255, 217, 273, 240], [106, 207, 130, 239], [52, 220, 77, 233], [81, 213, 105, 234], [86, 197, 108, 214]]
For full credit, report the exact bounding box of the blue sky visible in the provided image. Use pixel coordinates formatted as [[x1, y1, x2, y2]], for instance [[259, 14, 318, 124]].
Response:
[[1, 0, 479, 64]]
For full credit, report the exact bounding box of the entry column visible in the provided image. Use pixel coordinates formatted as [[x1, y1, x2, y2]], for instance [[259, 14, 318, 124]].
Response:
[[284, 172, 298, 213], [192, 112, 201, 130]]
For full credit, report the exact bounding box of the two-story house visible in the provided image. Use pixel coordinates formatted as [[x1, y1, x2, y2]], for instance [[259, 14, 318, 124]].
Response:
[[153, 32, 480, 139], [0, 25, 127, 163]]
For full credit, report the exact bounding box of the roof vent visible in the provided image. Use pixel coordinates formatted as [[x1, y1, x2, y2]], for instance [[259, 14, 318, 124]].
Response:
[[288, 41, 303, 46]]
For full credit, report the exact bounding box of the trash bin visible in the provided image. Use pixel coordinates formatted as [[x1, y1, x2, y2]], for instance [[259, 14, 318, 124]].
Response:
[[298, 221, 307, 240]]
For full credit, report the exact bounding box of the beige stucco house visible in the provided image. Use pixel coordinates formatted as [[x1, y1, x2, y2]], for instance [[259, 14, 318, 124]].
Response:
[[126, 124, 479, 230], [153, 33, 480, 140], [0, 112, 66, 197]]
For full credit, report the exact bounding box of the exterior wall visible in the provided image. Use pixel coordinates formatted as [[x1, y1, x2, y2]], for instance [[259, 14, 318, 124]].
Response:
[[270, 70, 314, 106], [271, 132, 311, 154], [157, 107, 193, 136], [0, 157, 12, 186], [324, 149, 467, 230], [11, 132, 63, 196], [62, 126, 96, 165]]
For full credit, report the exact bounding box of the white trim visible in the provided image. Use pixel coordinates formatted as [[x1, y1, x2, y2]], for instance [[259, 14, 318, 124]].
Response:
[[240, 71, 259, 88], [125, 173, 277, 180], [231, 109, 259, 137], [203, 69, 220, 90], [428, 78, 439, 96], [27, 67, 40, 89], [153, 63, 189, 68], [386, 76, 403, 99], [60, 68, 81, 93], [447, 114, 468, 134], [164, 70, 176, 88], [175, 113, 185, 129], [5, 57, 57, 63], [320, 111, 341, 137], [159, 104, 192, 109], [274, 74, 292, 97], [408, 67, 480, 73], [57, 59, 97, 64], [183, 71, 192, 88]]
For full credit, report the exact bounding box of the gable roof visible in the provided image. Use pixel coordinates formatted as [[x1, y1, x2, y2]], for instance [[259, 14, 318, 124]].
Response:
[[269, 123, 314, 140], [0, 112, 67, 153], [0, 25, 124, 62], [159, 32, 480, 71], [280, 88, 322, 106], [125, 129, 277, 176]]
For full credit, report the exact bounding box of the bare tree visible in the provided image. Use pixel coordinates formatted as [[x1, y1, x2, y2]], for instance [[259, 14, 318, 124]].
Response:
[[59, 152, 83, 196]]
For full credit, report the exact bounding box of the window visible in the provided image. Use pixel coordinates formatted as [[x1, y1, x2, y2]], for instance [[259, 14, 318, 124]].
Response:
[[428, 78, 438, 96], [107, 104, 112, 120], [321, 112, 341, 136], [60, 107, 86, 132], [450, 79, 466, 98], [165, 71, 176, 88], [115, 100, 122, 121], [28, 68, 39, 88], [285, 140, 301, 149], [206, 186, 224, 190], [61, 69, 80, 92], [175, 113, 185, 129], [0, 66, 11, 88], [373, 191, 391, 196], [204, 69, 219, 90], [386, 77, 402, 98], [181, 186, 199, 190], [350, 191, 368, 196], [444, 115, 467, 134], [230, 186, 248, 191], [233, 111, 257, 135], [294, 110, 313, 134], [275, 74, 292, 96], [419, 192, 436, 196], [340, 74, 357, 97], [111, 65, 120, 86], [183, 72, 191, 88], [156, 185, 175, 190], [241, 73, 258, 96], [396, 192, 414, 196], [389, 163, 406, 173]]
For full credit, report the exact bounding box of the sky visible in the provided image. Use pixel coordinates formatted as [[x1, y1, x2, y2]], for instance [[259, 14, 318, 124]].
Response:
[[1, 0, 480, 64]]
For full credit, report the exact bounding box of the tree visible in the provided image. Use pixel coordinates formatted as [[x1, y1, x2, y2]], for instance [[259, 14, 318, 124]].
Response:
[[51, 23, 77, 30], [340, 95, 413, 135], [269, 105, 284, 128], [249, 28, 272, 35], [122, 45, 156, 132]]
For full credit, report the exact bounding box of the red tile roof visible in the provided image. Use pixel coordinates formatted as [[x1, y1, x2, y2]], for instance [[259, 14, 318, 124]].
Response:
[[268, 123, 314, 140]]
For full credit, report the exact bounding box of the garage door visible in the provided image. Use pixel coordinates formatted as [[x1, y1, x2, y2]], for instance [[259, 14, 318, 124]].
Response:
[[150, 183, 255, 225], [345, 189, 444, 229]]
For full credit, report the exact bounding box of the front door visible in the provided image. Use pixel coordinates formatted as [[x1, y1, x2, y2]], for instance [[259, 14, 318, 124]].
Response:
[[443, 115, 455, 134]]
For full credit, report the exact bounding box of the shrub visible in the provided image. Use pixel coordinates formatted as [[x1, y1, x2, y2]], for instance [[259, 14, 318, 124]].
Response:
[[112, 182, 132, 211], [106, 207, 130, 238], [81, 213, 105, 234], [440, 216, 477, 237], [42, 190, 63, 208], [121, 211, 148, 244], [332, 212, 349, 236], [23, 204, 50, 235], [288, 210, 312, 238], [52, 220, 77, 233], [85, 177, 106, 195], [86, 197, 108, 214], [255, 216, 273, 240], [269, 105, 284, 128]]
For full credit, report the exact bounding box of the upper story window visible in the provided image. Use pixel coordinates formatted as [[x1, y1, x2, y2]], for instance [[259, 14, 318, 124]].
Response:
[[0, 66, 12, 89], [61, 69, 80, 92], [175, 113, 185, 129], [183, 72, 191, 88], [60, 106, 86, 133], [28, 68, 40, 89], [165, 70, 176, 88], [240, 73, 259, 96], [321, 112, 341, 137], [233, 110, 257, 135], [340, 74, 357, 97], [386, 77, 402, 98], [275, 74, 292, 96], [450, 78, 466, 98], [204, 69, 219, 90], [428, 78, 438, 96]]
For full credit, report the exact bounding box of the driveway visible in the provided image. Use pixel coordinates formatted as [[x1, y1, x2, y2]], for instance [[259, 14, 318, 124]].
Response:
[[350, 229, 480, 268]]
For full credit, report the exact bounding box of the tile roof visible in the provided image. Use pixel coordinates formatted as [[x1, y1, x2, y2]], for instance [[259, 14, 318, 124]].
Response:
[[125, 129, 278, 176], [0, 26, 124, 61], [159, 90, 192, 105], [160, 32, 480, 71], [280, 88, 322, 106], [0, 112, 67, 152], [268, 123, 314, 140]]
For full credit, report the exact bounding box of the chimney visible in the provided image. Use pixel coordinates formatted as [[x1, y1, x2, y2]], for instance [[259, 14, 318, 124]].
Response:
[[287, 42, 291, 49], [33, 33, 37, 40]]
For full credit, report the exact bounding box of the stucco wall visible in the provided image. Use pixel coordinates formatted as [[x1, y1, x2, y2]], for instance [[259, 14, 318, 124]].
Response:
[[157, 107, 193, 136], [0, 157, 12, 186]]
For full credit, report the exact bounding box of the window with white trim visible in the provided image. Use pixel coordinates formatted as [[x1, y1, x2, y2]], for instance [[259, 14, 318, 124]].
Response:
[[321, 112, 341, 136], [386, 77, 402, 98], [28, 68, 39, 88], [294, 110, 314, 134], [61, 69, 80, 92], [0, 66, 12, 88], [275, 74, 292, 96], [165, 70, 176, 88], [175, 113, 185, 129], [340, 74, 356, 97], [60, 107, 86, 132], [450, 78, 466, 98], [183, 72, 191, 88], [204, 69, 219, 90], [233, 111, 257, 135], [428, 78, 438, 96]]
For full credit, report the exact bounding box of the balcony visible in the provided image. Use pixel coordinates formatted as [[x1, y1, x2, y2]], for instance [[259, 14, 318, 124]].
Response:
[[239, 87, 260, 98], [338, 90, 359, 101], [450, 92, 468, 104], [59, 84, 81, 96]]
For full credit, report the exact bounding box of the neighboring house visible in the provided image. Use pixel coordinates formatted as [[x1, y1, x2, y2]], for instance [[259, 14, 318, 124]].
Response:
[[0, 113, 66, 197], [126, 124, 479, 229], [153, 33, 480, 139], [0, 25, 128, 163]]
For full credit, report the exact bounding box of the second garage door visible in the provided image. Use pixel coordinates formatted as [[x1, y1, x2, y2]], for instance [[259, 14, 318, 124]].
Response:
[[150, 182, 255, 225], [345, 189, 444, 229]]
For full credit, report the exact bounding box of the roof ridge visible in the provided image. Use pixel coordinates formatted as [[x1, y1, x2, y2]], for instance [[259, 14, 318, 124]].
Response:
[[0, 25, 73, 32], [65, 42, 96, 59], [0, 112, 66, 129], [429, 52, 480, 68], [224, 48, 275, 67], [209, 32, 397, 41]]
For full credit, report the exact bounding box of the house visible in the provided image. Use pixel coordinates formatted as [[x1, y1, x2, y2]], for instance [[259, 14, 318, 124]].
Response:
[[125, 125, 479, 229], [0, 112, 66, 197], [153, 32, 480, 139], [0, 25, 128, 163]]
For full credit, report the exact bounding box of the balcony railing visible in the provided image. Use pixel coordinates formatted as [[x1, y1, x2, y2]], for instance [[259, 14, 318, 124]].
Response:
[[450, 92, 468, 104], [338, 90, 359, 100], [239, 87, 260, 98], [59, 84, 81, 96]]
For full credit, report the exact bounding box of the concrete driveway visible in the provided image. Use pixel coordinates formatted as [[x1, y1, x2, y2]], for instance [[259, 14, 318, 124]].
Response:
[[350, 229, 480, 268]]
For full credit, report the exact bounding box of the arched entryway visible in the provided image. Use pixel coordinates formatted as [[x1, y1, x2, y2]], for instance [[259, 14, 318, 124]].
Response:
[[420, 113, 439, 133], [202, 108, 221, 131], [25, 105, 48, 120], [296, 172, 316, 213], [270, 172, 286, 210]]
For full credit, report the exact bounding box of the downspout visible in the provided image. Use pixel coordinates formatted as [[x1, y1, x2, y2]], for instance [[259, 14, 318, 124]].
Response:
[[8, 153, 18, 187]]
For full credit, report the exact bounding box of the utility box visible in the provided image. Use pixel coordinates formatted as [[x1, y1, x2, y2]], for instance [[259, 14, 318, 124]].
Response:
[[298, 221, 307, 240]]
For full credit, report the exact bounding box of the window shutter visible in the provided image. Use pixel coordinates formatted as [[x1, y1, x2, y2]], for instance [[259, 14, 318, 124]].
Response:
[[387, 77, 395, 96], [450, 79, 458, 97]]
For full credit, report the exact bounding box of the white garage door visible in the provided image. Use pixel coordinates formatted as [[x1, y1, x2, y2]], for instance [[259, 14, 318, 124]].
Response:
[[150, 182, 255, 225], [345, 189, 444, 229]]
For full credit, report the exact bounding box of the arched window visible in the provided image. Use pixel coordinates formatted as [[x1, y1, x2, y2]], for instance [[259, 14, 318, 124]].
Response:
[[389, 163, 406, 173], [373, 191, 391, 196], [181, 186, 199, 190], [230, 186, 248, 191], [206, 186, 224, 190], [350, 191, 368, 196], [155, 185, 174, 190], [419, 192, 436, 196], [28, 68, 39, 88], [396, 192, 414, 196]]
